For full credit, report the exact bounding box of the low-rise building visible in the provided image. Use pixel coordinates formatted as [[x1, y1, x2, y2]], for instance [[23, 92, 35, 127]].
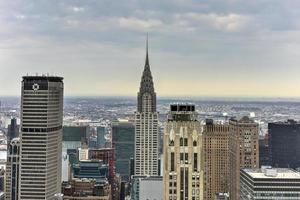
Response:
[[240, 167, 300, 199]]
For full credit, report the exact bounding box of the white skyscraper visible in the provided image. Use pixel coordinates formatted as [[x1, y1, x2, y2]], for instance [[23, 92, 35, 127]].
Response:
[[19, 76, 64, 199], [134, 38, 159, 176]]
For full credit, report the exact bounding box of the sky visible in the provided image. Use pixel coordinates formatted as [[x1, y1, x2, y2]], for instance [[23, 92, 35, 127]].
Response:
[[1, 0, 300, 97]]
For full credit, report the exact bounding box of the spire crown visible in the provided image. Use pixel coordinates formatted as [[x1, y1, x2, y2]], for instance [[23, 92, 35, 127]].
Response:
[[145, 33, 149, 67]]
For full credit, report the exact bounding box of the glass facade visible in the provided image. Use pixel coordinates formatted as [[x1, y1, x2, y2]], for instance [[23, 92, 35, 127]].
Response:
[[112, 121, 135, 181], [269, 120, 300, 168]]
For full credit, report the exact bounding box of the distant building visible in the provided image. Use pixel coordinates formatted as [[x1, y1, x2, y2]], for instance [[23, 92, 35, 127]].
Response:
[[19, 76, 64, 199], [240, 167, 300, 199], [63, 126, 89, 150], [7, 118, 19, 142], [89, 148, 115, 181], [269, 120, 300, 168], [229, 116, 259, 200], [163, 104, 204, 200], [62, 152, 70, 182], [259, 134, 270, 167], [131, 176, 163, 200], [97, 126, 106, 149], [112, 120, 134, 181], [5, 137, 20, 200], [134, 38, 159, 176], [73, 160, 108, 182], [78, 148, 89, 161], [203, 119, 230, 200], [62, 178, 111, 200]]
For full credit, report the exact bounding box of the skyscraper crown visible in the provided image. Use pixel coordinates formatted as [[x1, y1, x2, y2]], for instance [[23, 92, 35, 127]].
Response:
[[137, 35, 156, 113]]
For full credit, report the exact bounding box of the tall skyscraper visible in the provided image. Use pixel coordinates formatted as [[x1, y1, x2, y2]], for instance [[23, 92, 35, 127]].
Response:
[[19, 76, 64, 199], [134, 38, 159, 176], [163, 104, 204, 200], [112, 119, 135, 181], [269, 119, 300, 168], [203, 119, 229, 200], [229, 116, 259, 200], [5, 137, 20, 200]]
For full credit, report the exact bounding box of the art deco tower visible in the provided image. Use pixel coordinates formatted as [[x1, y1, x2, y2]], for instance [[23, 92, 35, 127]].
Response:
[[134, 38, 159, 176], [19, 76, 64, 199], [163, 104, 204, 200]]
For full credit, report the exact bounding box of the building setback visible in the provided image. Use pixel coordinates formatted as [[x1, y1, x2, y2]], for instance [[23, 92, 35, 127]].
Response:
[[134, 38, 159, 176], [164, 104, 204, 200], [269, 120, 300, 168], [203, 119, 229, 200], [19, 76, 64, 199], [229, 116, 259, 200], [240, 167, 300, 199]]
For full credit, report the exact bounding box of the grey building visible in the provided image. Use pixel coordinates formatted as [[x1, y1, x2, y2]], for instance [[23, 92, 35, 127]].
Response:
[[7, 118, 19, 142], [269, 120, 300, 168], [240, 167, 300, 199], [134, 38, 159, 176], [5, 137, 20, 200], [97, 126, 106, 148], [19, 76, 64, 199], [62, 126, 89, 150], [112, 120, 135, 181], [130, 176, 163, 200]]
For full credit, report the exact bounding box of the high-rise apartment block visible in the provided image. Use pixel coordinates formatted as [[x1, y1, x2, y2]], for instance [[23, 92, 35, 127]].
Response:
[[19, 76, 64, 199], [163, 104, 204, 200], [269, 119, 300, 168], [5, 137, 20, 200], [240, 167, 300, 199], [134, 39, 159, 176], [229, 116, 259, 200], [203, 119, 229, 200]]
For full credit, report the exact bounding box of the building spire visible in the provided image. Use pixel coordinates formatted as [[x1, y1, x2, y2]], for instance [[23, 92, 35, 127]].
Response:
[[145, 33, 149, 67]]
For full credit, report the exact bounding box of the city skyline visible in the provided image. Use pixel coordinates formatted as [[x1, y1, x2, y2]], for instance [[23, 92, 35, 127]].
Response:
[[1, 1, 300, 97]]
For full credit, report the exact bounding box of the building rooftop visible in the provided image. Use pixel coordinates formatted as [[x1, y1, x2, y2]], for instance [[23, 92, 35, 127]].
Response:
[[242, 167, 300, 179], [22, 75, 63, 82]]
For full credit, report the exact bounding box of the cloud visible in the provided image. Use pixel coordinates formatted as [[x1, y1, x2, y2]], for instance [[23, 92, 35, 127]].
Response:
[[119, 17, 163, 32], [71, 6, 85, 13], [176, 13, 253, 32]]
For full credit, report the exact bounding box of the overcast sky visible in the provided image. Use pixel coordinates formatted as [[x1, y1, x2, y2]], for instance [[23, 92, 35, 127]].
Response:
[[1, 0, 300, 97]]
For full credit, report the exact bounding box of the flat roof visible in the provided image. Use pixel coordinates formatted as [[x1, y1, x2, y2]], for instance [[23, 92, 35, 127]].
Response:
[[242, 168, 300, 179], [23, 76, 63, 82]]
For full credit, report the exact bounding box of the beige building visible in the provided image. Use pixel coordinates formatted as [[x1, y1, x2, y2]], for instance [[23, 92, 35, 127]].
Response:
[[203, 119, 230, 200], [163, 104, 204, 200], [229, 116, 259, 200], [19, 76, 64, 199]]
